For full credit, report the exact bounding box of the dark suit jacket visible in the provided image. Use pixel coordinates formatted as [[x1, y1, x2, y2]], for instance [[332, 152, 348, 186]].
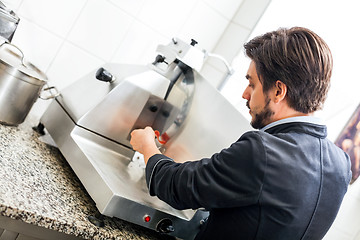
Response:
[[146, 122, 351, 240]]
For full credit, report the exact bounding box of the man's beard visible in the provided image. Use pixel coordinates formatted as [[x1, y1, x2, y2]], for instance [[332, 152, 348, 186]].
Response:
[[247, 97, 274, 129]]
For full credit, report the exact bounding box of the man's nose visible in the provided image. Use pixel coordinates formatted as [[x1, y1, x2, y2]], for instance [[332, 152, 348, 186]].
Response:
[[242, 88, 250, 100]]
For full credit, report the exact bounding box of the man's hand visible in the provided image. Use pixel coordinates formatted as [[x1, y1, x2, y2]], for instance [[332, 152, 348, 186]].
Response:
[[130, 126, 161, 164]]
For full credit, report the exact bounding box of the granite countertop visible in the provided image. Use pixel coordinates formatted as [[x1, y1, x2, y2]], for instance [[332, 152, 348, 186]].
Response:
[[0, 115, 171, 240]]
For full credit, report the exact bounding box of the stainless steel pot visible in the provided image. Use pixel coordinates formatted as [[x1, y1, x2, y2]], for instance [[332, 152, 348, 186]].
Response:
[[0, 42, 47, 125]]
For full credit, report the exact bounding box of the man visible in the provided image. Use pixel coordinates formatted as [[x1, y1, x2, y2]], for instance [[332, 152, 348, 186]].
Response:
[[130, 27, 351, 240]]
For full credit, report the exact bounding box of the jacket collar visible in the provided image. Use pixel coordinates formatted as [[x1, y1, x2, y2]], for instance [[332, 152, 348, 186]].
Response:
[[261, 116, 327, 138]]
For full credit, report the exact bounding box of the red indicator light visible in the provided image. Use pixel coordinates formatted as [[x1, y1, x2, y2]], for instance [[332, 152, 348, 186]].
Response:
[[143, 215, 151, 222]]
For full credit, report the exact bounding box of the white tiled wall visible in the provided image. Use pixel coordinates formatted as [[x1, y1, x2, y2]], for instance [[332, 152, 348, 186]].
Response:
[[2, 0, 269, 118]]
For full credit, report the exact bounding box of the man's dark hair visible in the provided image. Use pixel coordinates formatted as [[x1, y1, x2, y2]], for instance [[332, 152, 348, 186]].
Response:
[[244, 27, 333, 113]]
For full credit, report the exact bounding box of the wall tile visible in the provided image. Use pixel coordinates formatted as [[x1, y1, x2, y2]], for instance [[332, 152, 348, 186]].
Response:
[[107, 0, 146, 16], [17, 0, 87, 38], [178, 1, 229, 52], [110, 20, 168, 65], [202, 0, 244, 20], [11, 18, 63, 72], [67, 0, 134, 61], [232, 0, 271, 29], [46, 42, 104, 91], [212, 22, 250, 62], [137, 0, 200, 38]]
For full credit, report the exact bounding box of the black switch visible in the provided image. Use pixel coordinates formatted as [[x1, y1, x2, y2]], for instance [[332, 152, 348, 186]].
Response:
[[95, 67, 114, 82], [156, 219, 175, 233]]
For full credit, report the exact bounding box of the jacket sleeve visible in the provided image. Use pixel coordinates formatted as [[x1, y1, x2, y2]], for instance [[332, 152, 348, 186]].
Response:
[[145, 131, 267, 210]]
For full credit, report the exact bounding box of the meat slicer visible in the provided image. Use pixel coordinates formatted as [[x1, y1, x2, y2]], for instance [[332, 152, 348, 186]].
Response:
[[38, 38, 251, 239]]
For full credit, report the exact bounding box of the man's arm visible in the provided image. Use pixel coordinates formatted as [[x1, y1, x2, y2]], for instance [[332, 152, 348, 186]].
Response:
[[132, 129, 265, 210]]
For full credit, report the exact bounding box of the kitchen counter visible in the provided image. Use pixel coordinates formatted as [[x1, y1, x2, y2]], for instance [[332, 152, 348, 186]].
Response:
[[0, 115, 172, 240]]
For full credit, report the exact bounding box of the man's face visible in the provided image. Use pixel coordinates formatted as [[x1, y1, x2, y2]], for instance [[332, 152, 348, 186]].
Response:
[[242, 61, 274, 129]]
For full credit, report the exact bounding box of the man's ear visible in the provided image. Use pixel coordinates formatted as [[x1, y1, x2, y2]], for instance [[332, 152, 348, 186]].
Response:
[[274, 80, 287, 103]]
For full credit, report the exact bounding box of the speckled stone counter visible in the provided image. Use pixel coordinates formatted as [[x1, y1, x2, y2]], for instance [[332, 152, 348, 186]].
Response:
[[0, 115, 171, 240]]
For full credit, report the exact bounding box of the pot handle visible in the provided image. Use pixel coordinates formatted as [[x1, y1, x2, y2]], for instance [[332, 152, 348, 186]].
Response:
[[39, 85, 60, 100], [0, 41, 26, 66]]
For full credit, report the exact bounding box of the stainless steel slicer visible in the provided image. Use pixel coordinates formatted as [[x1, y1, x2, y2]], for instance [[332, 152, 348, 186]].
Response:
[[38, 38, 251, 239]]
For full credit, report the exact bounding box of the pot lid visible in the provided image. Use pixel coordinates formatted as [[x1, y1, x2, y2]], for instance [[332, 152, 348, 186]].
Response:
[[0, 42, 47, 83]]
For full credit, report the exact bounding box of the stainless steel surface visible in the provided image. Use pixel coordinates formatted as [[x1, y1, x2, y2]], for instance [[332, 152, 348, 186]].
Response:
[[0, 43, 47, 126], [40, 39, 252, 239], [41, 99, 208, 240], [0, 1, 19, 42]]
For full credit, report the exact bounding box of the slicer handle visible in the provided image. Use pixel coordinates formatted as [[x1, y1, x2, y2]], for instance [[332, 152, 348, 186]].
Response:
[[95, 67, 115, 82]]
